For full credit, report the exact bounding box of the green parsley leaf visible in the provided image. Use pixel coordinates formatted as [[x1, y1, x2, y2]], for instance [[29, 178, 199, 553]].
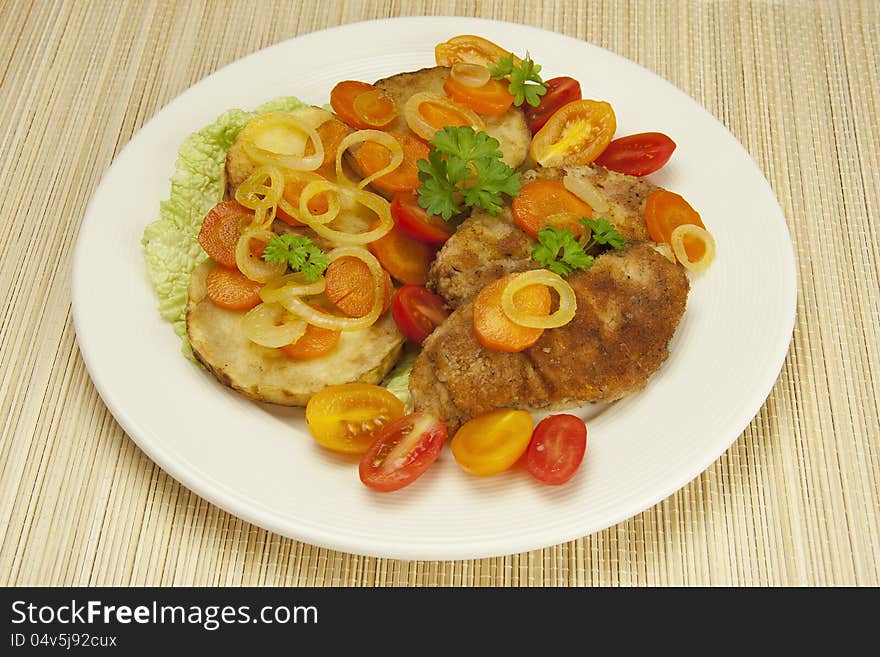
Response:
[[581, 217, 626, 251], [490, 51, 547, 107], [416, 126, 521, 221], [532, 226, 594, 277], [262, 234, 329, 281]]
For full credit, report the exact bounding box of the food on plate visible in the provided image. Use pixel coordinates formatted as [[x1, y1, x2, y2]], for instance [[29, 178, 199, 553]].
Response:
[[187, 260, 404, 405], [142, 33, 716, 493], [409, 242, 689, 432]]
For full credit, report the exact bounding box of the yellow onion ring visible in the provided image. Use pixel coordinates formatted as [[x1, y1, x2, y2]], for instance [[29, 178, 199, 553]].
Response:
[[279, 246, 385, 331], [450, 62, 491, 88], [235, 228, 286, 283], [670, 224, 716, 272], [352, 88, 398, 128], [299, 180, 394, 245], [403, 92, 485, 141], [240, 112, 324, 171], [259, 272, 327, 304], [276, 170, 341, 225], [501, 270, 577, 329], [241, 302, 308, 348], [334, 130, 404, 189], [235, 165, 285, 230], [563, 172, 610, 215]]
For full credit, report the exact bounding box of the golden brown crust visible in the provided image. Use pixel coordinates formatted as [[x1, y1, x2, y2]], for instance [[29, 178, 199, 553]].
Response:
[[410, 243, 689, 431]]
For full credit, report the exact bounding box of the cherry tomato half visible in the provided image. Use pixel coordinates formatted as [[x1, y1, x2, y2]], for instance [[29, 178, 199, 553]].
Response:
[[524, 76, 582, 134], [359, 412, 447, 492], [594, 132, 676, 177], [529, 99, 616, 168], [391, 285, 449, 343], [525, 414, 587, 485], [451, 409, 534, 476], [305, 384, 405, 454], [391, 192, 454, 244]]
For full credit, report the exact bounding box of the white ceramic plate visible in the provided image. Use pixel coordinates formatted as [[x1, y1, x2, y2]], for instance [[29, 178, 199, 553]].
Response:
[[72, 17, 796, 560]]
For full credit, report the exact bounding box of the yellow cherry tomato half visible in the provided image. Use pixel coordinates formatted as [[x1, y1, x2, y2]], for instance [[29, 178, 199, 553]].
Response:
[[529, 99, 617, 167], [305, 384, 405, 454], [451, 409, 535, 476]]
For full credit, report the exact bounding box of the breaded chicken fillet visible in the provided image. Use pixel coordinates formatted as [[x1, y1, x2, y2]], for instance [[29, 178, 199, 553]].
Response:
[[410, 243, 689, 431]]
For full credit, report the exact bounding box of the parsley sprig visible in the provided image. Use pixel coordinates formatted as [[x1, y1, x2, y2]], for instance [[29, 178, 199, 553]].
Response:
[[262, 234, 329, 281], [489, 52, 547, 108], [532, 226, 593, 277], [532, 218, 627, 276], [581, 218, 626, 252], [417, 126, 521, 220]]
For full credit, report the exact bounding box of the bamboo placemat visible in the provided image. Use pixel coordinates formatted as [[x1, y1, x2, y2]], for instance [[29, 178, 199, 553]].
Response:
[[1, 0, 877, 586]]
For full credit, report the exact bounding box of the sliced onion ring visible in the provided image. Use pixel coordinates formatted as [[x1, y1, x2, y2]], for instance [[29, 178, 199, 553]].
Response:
[[235, 165, 285, 231], [235, 228, 286, 283], [259, 272, 327, 304], [403, 92, 485, 141], [279, 247, 384, 331], [334, 130, 404, 189], [450, 62, 492, 88], [241, 302, 307, 348], [277, 170, 341, 225], [563, 172, 610, 215], [240, 112, 324, 172], [299, 180, 394, 245], [501, 270, 578, 329], [352, 89, 398, 128], [670, 224, 716, 272]]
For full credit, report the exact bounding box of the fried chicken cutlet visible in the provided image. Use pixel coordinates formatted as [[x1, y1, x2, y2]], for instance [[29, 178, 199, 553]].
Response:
[[427, 165, 660, 308], [410, 242, 689, 431]]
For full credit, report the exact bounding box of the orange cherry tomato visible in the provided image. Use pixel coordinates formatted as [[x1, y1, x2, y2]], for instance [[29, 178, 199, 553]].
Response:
[[529, 100, 617, 167], [472, 274, 551, 352], [451, 409, 535, 476], [204, 263, 263, 311], [511, 179, 592, 238], [305, 384, 406, 454], [369, 223, 436, 286], [197, 201, 252, 268], [435, 35, 520, 69], [443, 75, 514, 116], [359, 412, 448, 492], [330, 80, 397, 130], [645, 189, 707, 260], [279, 323, 340, 360], [353, 132, 429, 194]]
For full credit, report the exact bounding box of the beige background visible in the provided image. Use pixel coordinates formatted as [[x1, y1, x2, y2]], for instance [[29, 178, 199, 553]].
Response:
[[1, 0, 877, 586]]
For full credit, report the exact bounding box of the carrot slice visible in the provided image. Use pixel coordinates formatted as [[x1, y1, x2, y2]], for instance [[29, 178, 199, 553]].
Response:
[[279, 323, 341, 360], [304, 118, 353, 169], [353, 132, 429, 194], [205, 264, 263, 311], [512, 179, 592, 239], [324, 256, 394, 317], [276, 178, 331, 226], [369, 224, 436, 286], [472, 274, 551, 352], [198, 201, 253, 267], [645, 189, 707, 260], [443, 76, 514, 116], [330, 81, 397, 130]]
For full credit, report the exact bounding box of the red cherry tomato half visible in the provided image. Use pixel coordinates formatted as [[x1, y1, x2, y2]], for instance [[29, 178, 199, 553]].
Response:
[[359, 412, 448, 492], [391, 191, 454, 244], [525, 414, 587, 485], [524, 76, 582, 134], [594, 132, 676, 177], [391, 285, 449, 343]]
